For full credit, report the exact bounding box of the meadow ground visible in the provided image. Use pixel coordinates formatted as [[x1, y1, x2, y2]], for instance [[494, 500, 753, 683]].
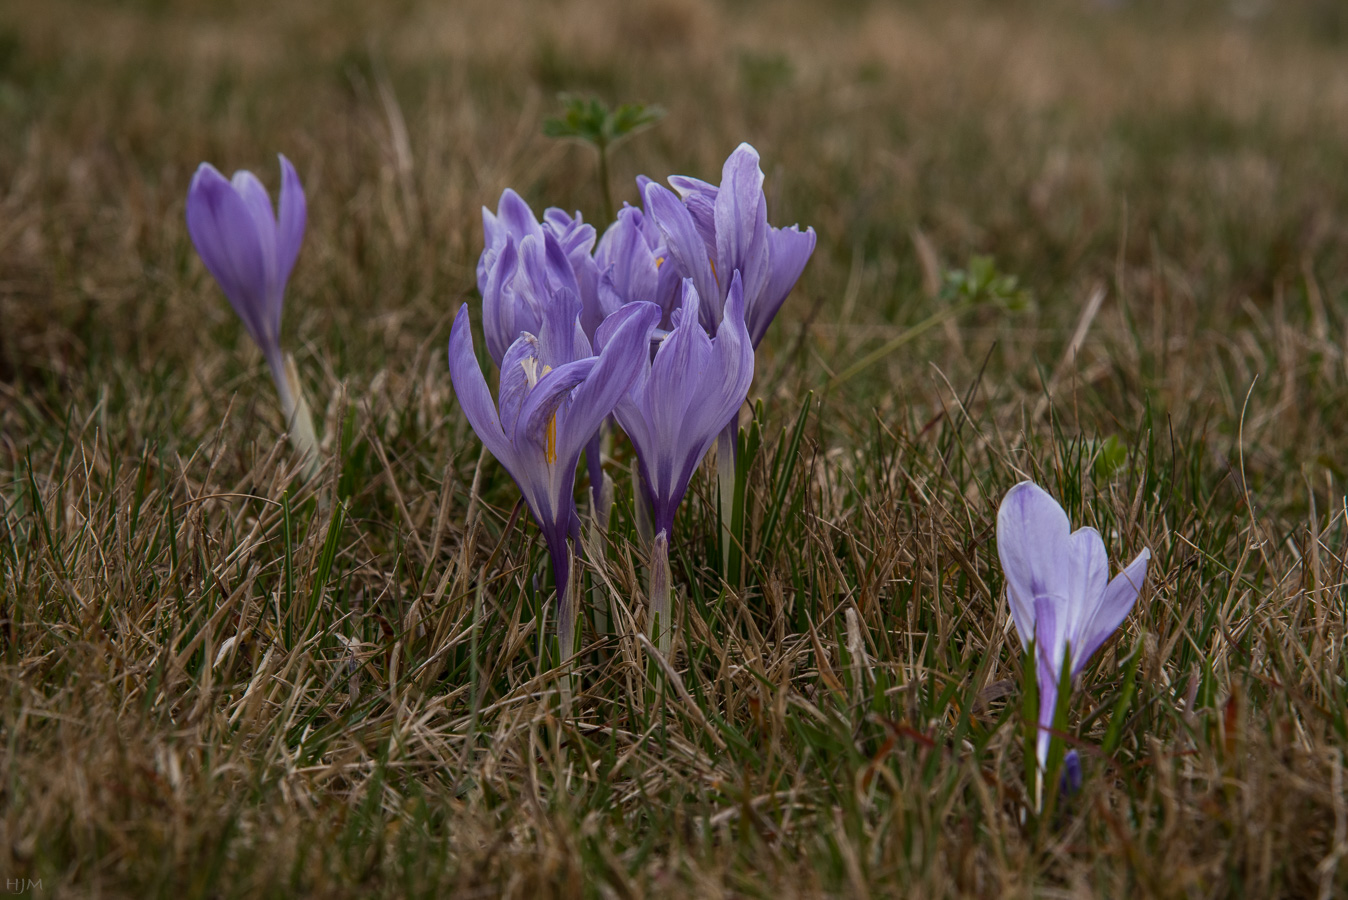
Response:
[[3, 0, 1348, 896]]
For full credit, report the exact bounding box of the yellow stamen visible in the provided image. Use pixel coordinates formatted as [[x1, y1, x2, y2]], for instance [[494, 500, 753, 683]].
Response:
[[541, 363, 556, 463], [655, 256, 665, 269], [522, 358, 558, 464], [709, 258, 718, 286]]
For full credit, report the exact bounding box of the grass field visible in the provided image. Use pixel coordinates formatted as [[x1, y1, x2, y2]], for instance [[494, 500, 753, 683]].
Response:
[[3, 0, 1348, 896]]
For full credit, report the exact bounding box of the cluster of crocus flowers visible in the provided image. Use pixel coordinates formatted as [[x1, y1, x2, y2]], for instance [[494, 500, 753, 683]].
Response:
[[185, 154, 319, 472], [996, 480, 1151, 807], [458, 143, 814, 658]]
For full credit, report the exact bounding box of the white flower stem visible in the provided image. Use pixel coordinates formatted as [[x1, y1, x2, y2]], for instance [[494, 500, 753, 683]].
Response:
[[649, 530, 672, 658], [556, 541, 579, 715], [269, 352, 320, 480]]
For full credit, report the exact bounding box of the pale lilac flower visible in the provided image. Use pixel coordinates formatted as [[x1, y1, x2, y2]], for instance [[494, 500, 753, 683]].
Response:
[[593, 202, 683, 330], [448, 290, 660, 656], [996, 481, 1151, 779], [478, 189, 602, 364], [186, 154, 306, 415], [641, 142, 816, 347], [186, 154, 319, 471], [604, 274, 754, 653], [609, 274, 753, 539]]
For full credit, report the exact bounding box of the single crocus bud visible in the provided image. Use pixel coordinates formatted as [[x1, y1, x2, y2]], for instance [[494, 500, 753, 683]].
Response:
[[186, 154, 318, 472]]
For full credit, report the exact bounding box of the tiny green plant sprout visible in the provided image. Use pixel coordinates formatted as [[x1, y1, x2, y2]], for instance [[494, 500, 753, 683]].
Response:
[[996, 480, 1151, 811], [543, 94, 664, 224], [185, 154, 320, 475]]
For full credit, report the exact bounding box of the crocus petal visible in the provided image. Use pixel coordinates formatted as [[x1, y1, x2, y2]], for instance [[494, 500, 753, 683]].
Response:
[[543, 230, 583, 306], [596, 271, 628, 329], [996, 481, 1072, 651], [1061, 750, 1083, 796], [573, 254, 604, 342], [751, 225, 817, 346], [497, 333, 541, 441], [652, 255, 685, 325], [668, 174, 719, 253], [632, 176, 664, 245], [543, 208, 596, 260], [1064, 526, 1109, 670], [536, 286, 590, 368], [670, 272, 753, 450], [595, 206, 660, 308], [230, 170, 278, 269], [517, 232, 551, 301], [557, 301, 661, 461], [635, 284, 714, 527], [186, 163, 273, 353], [275, 154, 306, 300], [482, 237, 524, 365], [1035, 625, 1060, 769], [517, 357, 597, 447], [1034, 593, 1067, 685], [497, 188, 542, 242], [1076, 548, 1151, 667], [230, 170, 281, 335], [479, 207, 502, 294], [668, 173, 718, 200], [704, 271, 755, 433], [447, 305, 516, 471], [644, 182, 721, 326], [714, 143, 770, 314], [613, 275, 754, 536], [480, 188, 545, 314]]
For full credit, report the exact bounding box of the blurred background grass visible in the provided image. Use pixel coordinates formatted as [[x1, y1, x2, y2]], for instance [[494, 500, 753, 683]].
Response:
[[7, 0, 1348, 475], [3, 0, 1348, 896]]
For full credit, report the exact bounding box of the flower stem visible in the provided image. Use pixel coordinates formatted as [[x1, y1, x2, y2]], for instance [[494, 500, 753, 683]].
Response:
[[556, 540, 578, 665], [649, 530, 672, 657], [586, 470, 614, 637], [270, 352, 321, 479], [596, 140, 614, 227], [556, 540, 581, 716], [717, 423, 736, 578]]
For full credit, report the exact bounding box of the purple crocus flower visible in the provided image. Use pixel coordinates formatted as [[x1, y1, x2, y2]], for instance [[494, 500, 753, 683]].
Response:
[[448, 289, 660, 657], [610, 274, 753, 537], [996, 481, 1151, 792], [593, 202, 683, 330], [186, 154, 306, 418], [641, 143, 816, 348], [605, 273, 754, 654], [478, 189, 603, 364]]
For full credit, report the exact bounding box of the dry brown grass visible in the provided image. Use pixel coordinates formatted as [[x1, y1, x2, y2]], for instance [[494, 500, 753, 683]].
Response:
[[3, 0, 1348, 896]]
